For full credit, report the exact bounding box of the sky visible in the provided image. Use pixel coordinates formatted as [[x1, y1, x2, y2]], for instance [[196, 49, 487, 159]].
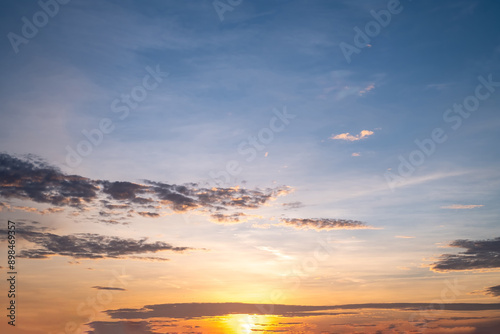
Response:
[[1, 0, 500, 333]]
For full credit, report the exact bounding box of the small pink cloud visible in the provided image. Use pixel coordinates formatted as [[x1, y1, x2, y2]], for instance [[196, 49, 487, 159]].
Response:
[[330, 130, 374, 141]]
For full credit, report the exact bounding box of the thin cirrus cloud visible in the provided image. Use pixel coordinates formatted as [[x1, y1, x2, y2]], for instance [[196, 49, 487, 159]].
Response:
[[430, 237, 500, 272], [280, 218, 374, 231], [0, 153, 291, 220], [329, 130, 374, 141], [441, 204, 484, 209]]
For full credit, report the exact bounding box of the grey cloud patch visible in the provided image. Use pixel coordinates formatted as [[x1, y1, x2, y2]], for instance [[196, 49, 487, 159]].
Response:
[[210, 212, 247, 223], [86, 321, 153, 334], [280, 218, 373, 230], [431, 237, 500, 272], [282, 201, 305, 210], [16, 228, 193, 260], [0, 153, 98, 208], [484, 285, 500, 297], [92, 286, 127, 291], [0, 153, 290, 221]]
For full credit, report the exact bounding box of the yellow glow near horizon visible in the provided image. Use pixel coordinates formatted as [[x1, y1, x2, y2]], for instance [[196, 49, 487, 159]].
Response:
[[214, 314, 280, 334]]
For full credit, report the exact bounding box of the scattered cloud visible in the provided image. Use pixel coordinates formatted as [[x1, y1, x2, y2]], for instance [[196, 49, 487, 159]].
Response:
[[11, 225, 195, 260], [0, 153, 291, 221], [329, 130, 374, 141], [441, 204, 484, 209], [395, 236, 415, 239], [0, 153, 98, 208], [351, 152, 361, 157], [431, 237, 500, 272], [280, 218, 374, 231]]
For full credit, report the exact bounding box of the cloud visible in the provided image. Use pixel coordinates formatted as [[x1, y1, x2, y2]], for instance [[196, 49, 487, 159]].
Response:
[[351, 152, 361, 157], [395, 235, 415, 239], [12, 226, 194, 260], [483, 285, 500, 297], [0, 153, 99, 208], [86, 321, 153, 334], [441, 204, 484, 209], [0, 153, 291, 221], [209, 212, 248, 223], [329, 130, 374, 141], [358, 83, 375, 96], [431, 237, 500, 272], [92, 286, 127, 291], [282, 201, 305, 210], [104, 302, 500, 320], [280, 218, 373, 231], [256, 246, 293, 260]]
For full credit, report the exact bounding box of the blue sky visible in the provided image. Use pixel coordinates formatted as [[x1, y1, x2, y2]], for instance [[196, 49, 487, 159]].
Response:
[[1, 1, 500, 333]]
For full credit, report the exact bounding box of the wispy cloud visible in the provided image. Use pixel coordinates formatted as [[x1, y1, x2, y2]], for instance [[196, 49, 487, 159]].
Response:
[[441, 204, 484, 209], [280, 218, 374, 231], [358, 83, 375, 96], [329, 130, 374, 141]]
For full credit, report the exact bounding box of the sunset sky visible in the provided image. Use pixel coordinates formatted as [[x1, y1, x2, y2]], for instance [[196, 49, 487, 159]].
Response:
[[1, 0, 500, 333]]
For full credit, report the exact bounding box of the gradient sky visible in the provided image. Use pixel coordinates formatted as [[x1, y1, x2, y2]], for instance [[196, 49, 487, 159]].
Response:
[[1, 0, 500, 333]]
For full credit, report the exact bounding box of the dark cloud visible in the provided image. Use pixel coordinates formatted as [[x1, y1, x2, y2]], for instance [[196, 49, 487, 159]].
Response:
[[15, 227, 193, 260], [484, 285, 500, 297], [86, 321, 153, 334], [0, 153, 290, 221], [92, 286, 126, 291], [0, 153, 98, 208], [105, 302, 500, 320], [431, 237, 500, 272], [280, 218, 373, 231]]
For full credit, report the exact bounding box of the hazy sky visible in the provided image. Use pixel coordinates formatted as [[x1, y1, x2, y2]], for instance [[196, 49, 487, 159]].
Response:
[[1, 1, 500, 333]]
